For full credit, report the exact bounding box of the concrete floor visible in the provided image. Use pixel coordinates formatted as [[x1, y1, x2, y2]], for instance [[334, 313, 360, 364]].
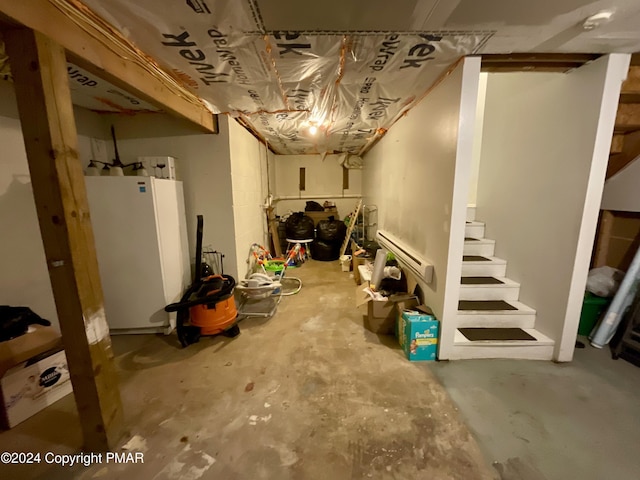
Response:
[[0, 260, 495, 480], [430, 341, 640, 480]]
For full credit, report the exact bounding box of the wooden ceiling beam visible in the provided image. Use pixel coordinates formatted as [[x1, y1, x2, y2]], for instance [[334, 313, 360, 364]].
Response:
[[611, 134, 625, 154], [615, 103, 640, 130], [482, 53, 599, 64], [607, 129, 640, 178], [0, 0, 217, 133], [621, 65, 640, 94], [481, 53, 600, 73]]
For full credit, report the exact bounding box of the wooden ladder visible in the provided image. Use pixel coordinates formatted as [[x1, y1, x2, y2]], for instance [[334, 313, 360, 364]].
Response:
[[339, 199, 362, 257]]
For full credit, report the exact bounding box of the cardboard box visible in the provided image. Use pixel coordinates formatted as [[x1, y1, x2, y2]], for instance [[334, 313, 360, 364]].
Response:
[[394, 296, 420, 339], [1, 349, 72, 428], [353, 255, 369, 284], [0, 326, 72, 428], [0, 325, 62, 376], [398, 306, 439, 361], [356, 292, 416, 335], [305, 208, 339, 226]]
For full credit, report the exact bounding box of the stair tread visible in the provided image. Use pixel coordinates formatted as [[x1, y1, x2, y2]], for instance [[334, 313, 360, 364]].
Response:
[[454, 328, 554, 346], [461, 276, 504, 285], [466, 221, 484, 226], [462, 256, 506, 265], [460, 277, 519, 288], [464, 238, 494, 244], [457, 300, 535, 315], [459, 300, 517, 311], [463, 255, 492, 262]]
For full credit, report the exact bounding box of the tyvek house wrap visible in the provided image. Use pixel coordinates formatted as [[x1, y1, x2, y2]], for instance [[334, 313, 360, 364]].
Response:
[[78, 0, 492, 154]]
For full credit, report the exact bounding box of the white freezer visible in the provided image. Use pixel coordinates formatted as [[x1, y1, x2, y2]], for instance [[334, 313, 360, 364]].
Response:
[[85, 176, 190, 333]]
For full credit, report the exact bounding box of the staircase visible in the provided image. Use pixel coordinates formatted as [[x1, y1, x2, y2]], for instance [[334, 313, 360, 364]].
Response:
[[450, 206, 555, 360], [607, 56, 640, 178]]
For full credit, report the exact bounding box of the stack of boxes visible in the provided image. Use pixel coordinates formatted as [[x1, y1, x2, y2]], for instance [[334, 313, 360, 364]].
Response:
[[356, 276, 440, 361]]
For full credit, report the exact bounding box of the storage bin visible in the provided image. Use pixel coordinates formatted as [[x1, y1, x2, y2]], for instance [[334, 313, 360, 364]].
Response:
[[578, 292, 610, 336]]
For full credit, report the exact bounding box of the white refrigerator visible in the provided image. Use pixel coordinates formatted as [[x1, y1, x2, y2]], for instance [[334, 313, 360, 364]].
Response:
[[85, 176, 190, 334]]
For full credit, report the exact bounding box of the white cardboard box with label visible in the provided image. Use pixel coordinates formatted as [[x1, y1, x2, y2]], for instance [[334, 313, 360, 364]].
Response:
[[1, 348, 72, 428]]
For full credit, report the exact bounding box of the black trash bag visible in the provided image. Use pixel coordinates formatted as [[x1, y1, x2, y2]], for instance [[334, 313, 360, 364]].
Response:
[[311, 239, 340, 261], [316, 216, 347, 243], [285, 212, 315, 240], [305, 201, 324, 212], [0, 306, 51, 343]]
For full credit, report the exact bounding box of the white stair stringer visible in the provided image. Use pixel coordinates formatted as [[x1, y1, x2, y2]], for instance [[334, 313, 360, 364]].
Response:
[[463, 238, 495, 256], [457, 300, 535, 328], [451, 329, 555, 360], [459, 277, 520, 301], [461, 256, 506, 276], [465, 221, 485, 239]]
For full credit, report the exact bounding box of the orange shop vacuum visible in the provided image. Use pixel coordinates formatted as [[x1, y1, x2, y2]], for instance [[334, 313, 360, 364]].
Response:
[[165, 215, 239, 347]]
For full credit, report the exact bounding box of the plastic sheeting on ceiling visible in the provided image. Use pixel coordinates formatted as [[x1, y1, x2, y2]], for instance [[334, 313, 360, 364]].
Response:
[[1, 41, 159, 113], [78, 0, 493, 154]]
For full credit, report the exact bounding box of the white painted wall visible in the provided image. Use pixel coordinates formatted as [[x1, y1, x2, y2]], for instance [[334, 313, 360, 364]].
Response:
[[476, 54, 629, 361], [110, 115, 239, 279], [271, 154, 362, 218], [0, 81, 106, 331], [362, 58, 481, 359], [228, 118, 269, 278], [467, 72, 488, 206], [601, 156, 640, 212]]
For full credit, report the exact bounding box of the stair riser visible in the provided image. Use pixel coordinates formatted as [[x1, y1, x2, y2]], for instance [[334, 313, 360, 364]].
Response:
[[461, 264, 507, 276], [463, 243, 495, 256], [465, 224, 485, 238], [449, 344, 554, 360], [458, 285, 520, 301], [457, 313, 535, 329]]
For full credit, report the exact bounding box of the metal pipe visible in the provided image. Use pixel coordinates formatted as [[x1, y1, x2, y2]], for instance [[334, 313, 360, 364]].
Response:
[[590, 245, 640, 347]]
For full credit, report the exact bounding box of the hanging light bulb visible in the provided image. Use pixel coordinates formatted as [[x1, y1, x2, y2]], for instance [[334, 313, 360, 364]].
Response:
[[100, 164, 111, 176], [135, 162, 148, 177], [86, 160, 100, 176], [309, 125, 318, 135], [110, 165, 124, 176]]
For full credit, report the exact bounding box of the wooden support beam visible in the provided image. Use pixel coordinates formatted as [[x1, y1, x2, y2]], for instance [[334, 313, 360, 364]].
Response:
[[621, 66, 640, 94], [3, 28, 123, 451], [0, 0, 216, 133], [594, 210, 614, 267], [266, 207, 282, 258], [607, 129, 640, 178], [615, 103, 640, 130], [610, 134, 625, 154]]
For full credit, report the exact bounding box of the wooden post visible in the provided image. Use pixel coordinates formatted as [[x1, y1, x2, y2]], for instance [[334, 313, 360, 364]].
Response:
[[266, 207, 282, 257], [3, 28, 123, 451], [594, 210, 615, 267]]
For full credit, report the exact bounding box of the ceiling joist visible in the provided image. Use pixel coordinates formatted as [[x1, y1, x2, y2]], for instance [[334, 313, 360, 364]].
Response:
[[0, 0, 217, 133], [481, 53, 600, 73]]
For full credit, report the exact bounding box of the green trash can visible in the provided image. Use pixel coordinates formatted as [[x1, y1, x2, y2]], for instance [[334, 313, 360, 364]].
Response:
[[578, 292, 610, 336]]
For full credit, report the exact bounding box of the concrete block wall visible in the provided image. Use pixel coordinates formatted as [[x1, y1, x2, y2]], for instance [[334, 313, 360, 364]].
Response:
[[228, 119, 269, 278]]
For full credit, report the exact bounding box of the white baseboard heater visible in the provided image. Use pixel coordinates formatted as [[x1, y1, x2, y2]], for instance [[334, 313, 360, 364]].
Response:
[[376, 230, 434, 284]]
